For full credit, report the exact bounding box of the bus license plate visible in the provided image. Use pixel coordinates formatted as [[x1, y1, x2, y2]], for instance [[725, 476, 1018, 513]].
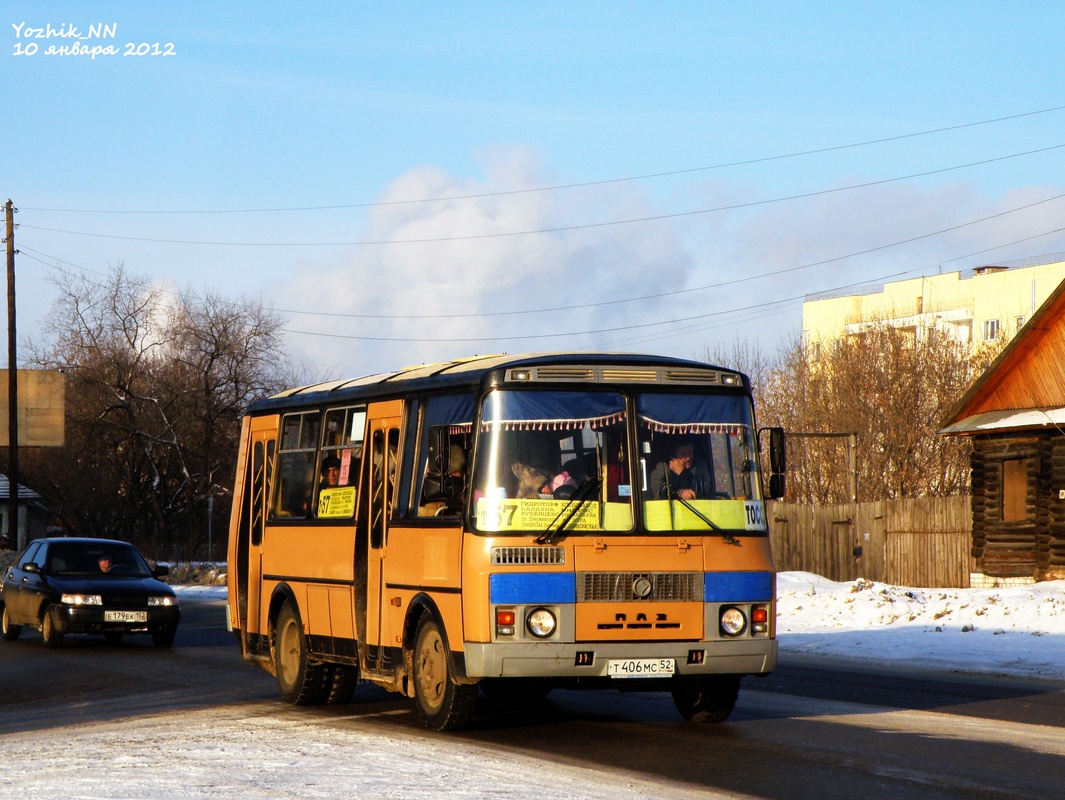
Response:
[[104, 610, 147, 623], [607, 658, 675, 678]]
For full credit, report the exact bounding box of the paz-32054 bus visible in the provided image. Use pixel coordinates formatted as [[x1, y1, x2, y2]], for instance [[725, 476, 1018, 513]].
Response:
[[226, 352, 784, 730]]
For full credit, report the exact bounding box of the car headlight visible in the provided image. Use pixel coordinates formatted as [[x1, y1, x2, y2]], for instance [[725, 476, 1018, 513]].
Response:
[[526, 607, 557, 639], [720, 606, 748, 636], [62, 594, 102, 606], [148, 596, 177, 607]]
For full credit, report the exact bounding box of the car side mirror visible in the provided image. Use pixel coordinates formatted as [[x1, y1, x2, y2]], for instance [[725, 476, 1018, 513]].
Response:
[[23, 562, 40, 575], [153, 564, 170, 578]]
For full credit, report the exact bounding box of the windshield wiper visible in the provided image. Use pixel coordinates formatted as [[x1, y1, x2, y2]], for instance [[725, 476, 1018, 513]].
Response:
[[535, 477, 602, 545], [668, 494, 739, 546]]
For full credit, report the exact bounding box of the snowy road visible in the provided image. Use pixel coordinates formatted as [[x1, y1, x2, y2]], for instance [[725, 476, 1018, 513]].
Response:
[[0, 586, 1062, 798]]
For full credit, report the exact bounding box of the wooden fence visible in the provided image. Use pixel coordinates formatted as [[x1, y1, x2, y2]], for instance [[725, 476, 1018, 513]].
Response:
[[767, 496, 974, 588]]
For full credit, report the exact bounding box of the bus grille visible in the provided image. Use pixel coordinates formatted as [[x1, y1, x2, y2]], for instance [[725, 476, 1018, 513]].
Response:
[[491, 546, 566, 566], [578, 572, 701, 602]]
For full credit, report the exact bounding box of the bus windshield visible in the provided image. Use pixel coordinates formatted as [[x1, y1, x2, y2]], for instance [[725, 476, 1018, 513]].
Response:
[[637, 392, 766, 533], [472, 389, 632, 534]]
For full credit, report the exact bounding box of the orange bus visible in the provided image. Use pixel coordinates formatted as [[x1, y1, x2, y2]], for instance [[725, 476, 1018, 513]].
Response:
[[226, 352, 784, 730]]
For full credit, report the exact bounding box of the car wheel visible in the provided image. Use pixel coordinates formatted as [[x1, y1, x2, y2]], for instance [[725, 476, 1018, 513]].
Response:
[[40, 606, 64, 649], [152, 630, 174, 648], [670, 675, 741, 723], [411, 615, 476, 731], [273, 601, 328, 704], [1, 605, 21, 641]]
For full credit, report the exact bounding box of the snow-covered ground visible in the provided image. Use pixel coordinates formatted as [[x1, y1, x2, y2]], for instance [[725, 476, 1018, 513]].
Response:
[[1, 574, 1062, 798], [776, 571, 1065, 682]]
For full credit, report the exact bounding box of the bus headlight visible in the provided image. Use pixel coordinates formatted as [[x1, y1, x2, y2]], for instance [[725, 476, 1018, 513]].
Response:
[[720, 606, 747, 637], [526, 607, 557, 639]]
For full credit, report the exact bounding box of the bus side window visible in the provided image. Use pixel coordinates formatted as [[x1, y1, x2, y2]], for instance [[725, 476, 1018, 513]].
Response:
[[272, 411, 320, 519], [420, 426, 468, 517]]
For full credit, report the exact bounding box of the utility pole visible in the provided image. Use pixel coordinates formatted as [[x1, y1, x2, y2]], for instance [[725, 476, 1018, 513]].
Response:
[[5, 200, 17, 547]]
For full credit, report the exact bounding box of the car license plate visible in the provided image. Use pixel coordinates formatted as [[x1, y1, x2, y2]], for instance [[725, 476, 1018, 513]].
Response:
[[607, 658, 675, 678], [104, 610, 147, 623]]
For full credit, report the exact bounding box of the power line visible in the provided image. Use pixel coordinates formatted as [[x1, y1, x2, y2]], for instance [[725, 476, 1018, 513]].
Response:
[[20, 195, 1065, 338], [20, 103, 1065, 215], [18, 142, 1065, 247]]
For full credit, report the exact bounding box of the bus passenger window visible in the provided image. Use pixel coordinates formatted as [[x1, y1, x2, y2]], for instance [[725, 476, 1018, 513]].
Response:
[[315, 406, 365, 519], [273, 412, 320, 518]]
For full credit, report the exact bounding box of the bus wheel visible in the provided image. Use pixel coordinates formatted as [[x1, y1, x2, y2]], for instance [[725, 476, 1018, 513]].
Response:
[[324, 664, 359, 704], [273, 601, 328, 705], [670, 675, 741, 723], [412, 616, 476, 731]]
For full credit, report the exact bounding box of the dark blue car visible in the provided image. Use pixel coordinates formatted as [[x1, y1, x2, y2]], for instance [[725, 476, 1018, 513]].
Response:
[[0, 537, 180, 648]]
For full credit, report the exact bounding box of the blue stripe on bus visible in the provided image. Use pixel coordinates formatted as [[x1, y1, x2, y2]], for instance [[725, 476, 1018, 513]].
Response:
[[490, 573, 577, 605], [704, 571, 774, 603]]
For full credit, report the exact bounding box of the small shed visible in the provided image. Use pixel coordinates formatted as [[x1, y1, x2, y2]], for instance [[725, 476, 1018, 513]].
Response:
[[941, 278, 1065, 584], [0, 474, 54, 550]]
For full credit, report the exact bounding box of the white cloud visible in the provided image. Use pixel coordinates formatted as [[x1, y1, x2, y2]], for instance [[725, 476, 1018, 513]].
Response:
[[272, 153, 1065, 380], [275, 147, 696, 377]]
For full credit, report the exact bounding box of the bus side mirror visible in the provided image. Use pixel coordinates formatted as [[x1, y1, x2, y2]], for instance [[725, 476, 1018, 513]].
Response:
[[760, 427, 786, 499]]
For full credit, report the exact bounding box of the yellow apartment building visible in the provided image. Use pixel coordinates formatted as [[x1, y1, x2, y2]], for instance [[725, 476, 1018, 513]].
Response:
[[803, 256, 1065, 358]]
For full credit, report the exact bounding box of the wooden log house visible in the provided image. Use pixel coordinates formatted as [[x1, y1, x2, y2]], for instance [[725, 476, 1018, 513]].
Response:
[[941, 278, 1065, 583]]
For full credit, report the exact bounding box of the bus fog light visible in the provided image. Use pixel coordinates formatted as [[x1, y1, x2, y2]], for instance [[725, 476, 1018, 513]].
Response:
[[496, 609, 516, 637], [751, 605, 769, 633], [526, 607, 557, 638], [720, 606, 747, 636]]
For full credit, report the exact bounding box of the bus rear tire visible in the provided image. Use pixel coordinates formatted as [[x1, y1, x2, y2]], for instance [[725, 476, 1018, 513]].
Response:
[[412, 616, 476, 731], [324, 663, 359, 704], [671, 675, 741, 723], [273, 601, 328, 705]]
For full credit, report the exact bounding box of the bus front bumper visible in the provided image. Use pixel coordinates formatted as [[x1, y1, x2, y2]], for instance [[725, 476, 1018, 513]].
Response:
[[463, 638, 776, 680]]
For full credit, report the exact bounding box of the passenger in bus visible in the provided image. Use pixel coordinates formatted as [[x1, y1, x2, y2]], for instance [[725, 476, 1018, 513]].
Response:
[[550, 458, 590, 499], [649, 441, 714, 500], [425, 444, 468, 516], [320, 455, 341, 488], [509, 458, 552, 498]]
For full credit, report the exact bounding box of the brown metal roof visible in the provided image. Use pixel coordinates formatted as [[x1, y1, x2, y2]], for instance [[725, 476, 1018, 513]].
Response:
[[941, 275, 1065, 434]]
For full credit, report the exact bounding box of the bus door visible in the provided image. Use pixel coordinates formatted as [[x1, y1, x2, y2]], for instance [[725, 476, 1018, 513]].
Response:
[[236, 415, 276, 652], [364, 403, 402, 671]]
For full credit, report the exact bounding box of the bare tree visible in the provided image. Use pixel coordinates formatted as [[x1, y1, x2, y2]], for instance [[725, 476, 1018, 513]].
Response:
[[16, 266, 290, 559], [761, 322, 1004, 503]]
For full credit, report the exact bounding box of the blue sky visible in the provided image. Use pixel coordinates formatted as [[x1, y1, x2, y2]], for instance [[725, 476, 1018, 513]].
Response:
[[6, 2, 1065, 377]]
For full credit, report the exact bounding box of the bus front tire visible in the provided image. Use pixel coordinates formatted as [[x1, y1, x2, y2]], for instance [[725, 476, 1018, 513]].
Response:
[[412, 616, 476, 731], [670, 675, 741, 723], [273, 601, 328, 705]]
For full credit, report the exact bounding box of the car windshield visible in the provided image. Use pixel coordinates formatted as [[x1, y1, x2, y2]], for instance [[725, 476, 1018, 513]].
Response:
[[46, 543, 153, 577], [471, 389, 633, 534]]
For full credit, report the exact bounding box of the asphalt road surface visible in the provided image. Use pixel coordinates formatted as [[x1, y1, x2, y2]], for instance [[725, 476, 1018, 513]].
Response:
[[1, 593, 1062, 799]]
